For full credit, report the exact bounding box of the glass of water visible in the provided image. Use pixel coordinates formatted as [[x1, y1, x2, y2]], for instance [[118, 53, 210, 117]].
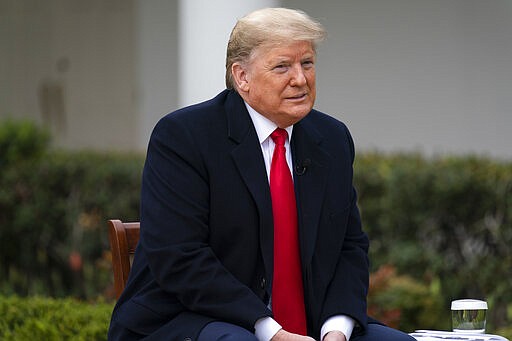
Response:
[[451, 299, 487, 333]]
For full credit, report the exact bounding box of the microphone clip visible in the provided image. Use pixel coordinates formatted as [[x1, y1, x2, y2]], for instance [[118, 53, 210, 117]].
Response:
[[294, 159, 311, 176]]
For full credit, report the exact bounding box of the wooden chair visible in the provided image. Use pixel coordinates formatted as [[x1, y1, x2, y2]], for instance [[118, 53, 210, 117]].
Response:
[[107, 219, 140, 299]]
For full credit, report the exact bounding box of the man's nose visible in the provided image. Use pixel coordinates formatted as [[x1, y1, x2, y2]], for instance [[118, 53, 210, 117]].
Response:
[[289, 64, 307, 86]]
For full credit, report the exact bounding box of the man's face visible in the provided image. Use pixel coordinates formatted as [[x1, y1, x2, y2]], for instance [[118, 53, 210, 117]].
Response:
[[235, 40, 317, 128]]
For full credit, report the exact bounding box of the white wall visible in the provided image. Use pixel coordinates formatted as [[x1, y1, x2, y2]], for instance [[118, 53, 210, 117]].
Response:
[[0, 0, 137, 150], [2, 0, 511, 159], [135, 0, 179, 149]]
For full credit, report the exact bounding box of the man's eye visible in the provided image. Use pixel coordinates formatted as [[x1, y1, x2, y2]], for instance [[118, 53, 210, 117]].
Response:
[[302, 61, 314, 68], [273, 64, 288, 71]]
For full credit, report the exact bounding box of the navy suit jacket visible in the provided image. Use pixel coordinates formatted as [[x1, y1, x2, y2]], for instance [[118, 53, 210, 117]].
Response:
[[108, 89, 370, 340]]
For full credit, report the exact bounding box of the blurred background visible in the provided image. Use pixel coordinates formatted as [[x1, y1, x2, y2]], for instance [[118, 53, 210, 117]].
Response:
[[0, 0, 511, 339], [2, 0, 511, 157]]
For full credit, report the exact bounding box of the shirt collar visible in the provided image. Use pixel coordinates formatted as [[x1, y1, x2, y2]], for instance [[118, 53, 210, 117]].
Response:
[[244, 102, 294, 144]]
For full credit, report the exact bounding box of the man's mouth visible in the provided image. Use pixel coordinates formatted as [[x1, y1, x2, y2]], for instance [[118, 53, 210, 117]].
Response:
[[286, 93, 307, 100]]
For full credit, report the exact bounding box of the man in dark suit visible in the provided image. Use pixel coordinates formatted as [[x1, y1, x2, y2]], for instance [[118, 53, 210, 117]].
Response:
[[108, 8, 415, 341]]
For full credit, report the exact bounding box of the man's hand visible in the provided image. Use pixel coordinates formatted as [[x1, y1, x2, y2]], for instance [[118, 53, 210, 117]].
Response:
[[271, 329, 316, 341], [323, 331, 347, 341]]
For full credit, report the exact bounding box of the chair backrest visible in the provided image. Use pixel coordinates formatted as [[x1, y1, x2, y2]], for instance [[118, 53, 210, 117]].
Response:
[[107, 219, 140, 299]]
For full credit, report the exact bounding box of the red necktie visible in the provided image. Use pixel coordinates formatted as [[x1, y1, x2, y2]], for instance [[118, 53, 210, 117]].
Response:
[[270, 128, 307, 335]]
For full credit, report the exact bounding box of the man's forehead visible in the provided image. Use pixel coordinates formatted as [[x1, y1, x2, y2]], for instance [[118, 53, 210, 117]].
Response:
[[250, 41, 315, 59]]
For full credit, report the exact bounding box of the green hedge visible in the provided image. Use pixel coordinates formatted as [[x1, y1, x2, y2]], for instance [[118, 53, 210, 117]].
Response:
[[1, 120, 511, 337], [0, 119, 50, 166], [0, 120, 143, 299], [0, 295, 113, 340], [355, 152, 512, 333]]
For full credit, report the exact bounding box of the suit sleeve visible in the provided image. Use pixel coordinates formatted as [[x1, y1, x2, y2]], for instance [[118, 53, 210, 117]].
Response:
[[319, 126, 370, 330], [139, 115, 270, 330]]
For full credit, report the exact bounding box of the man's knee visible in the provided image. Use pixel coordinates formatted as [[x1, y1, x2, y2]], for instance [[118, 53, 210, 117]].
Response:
[[198, 321, 257, 341], [353, 323, 415, 341]]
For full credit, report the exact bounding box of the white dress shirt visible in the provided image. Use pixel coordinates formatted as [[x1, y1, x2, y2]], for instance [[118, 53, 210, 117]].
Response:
[[245, 103, 355, 341]]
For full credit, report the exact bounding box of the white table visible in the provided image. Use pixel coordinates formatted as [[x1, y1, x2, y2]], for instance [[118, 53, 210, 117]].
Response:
[[410, 330, 509, 341]]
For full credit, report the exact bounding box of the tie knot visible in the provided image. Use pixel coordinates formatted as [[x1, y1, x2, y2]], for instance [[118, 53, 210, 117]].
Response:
[[271, 128, 288, 146]]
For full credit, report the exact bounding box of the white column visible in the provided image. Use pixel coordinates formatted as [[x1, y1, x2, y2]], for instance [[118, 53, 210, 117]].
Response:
[[178, 0, 279, 107]]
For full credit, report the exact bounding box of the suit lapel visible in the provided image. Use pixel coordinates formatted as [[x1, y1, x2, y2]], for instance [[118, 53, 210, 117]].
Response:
[[225, 91, 275, 286], [291, 118, 331, 266]]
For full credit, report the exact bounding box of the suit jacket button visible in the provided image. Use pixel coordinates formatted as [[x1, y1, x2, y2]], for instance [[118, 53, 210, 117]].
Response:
[[260, 277, 266, 289], [184, 338, 192, 341]]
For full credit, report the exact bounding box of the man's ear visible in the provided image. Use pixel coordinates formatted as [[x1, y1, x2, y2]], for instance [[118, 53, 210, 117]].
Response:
[[231, 63, 250, 92]]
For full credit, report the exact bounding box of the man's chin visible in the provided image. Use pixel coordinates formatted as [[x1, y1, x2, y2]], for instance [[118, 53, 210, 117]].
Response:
[[289, 104, 314, 118], [279, 109, 312, 126]]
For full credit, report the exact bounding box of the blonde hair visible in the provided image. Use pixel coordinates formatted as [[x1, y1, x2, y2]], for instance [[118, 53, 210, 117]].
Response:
[[225, 8, 326, 89]]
